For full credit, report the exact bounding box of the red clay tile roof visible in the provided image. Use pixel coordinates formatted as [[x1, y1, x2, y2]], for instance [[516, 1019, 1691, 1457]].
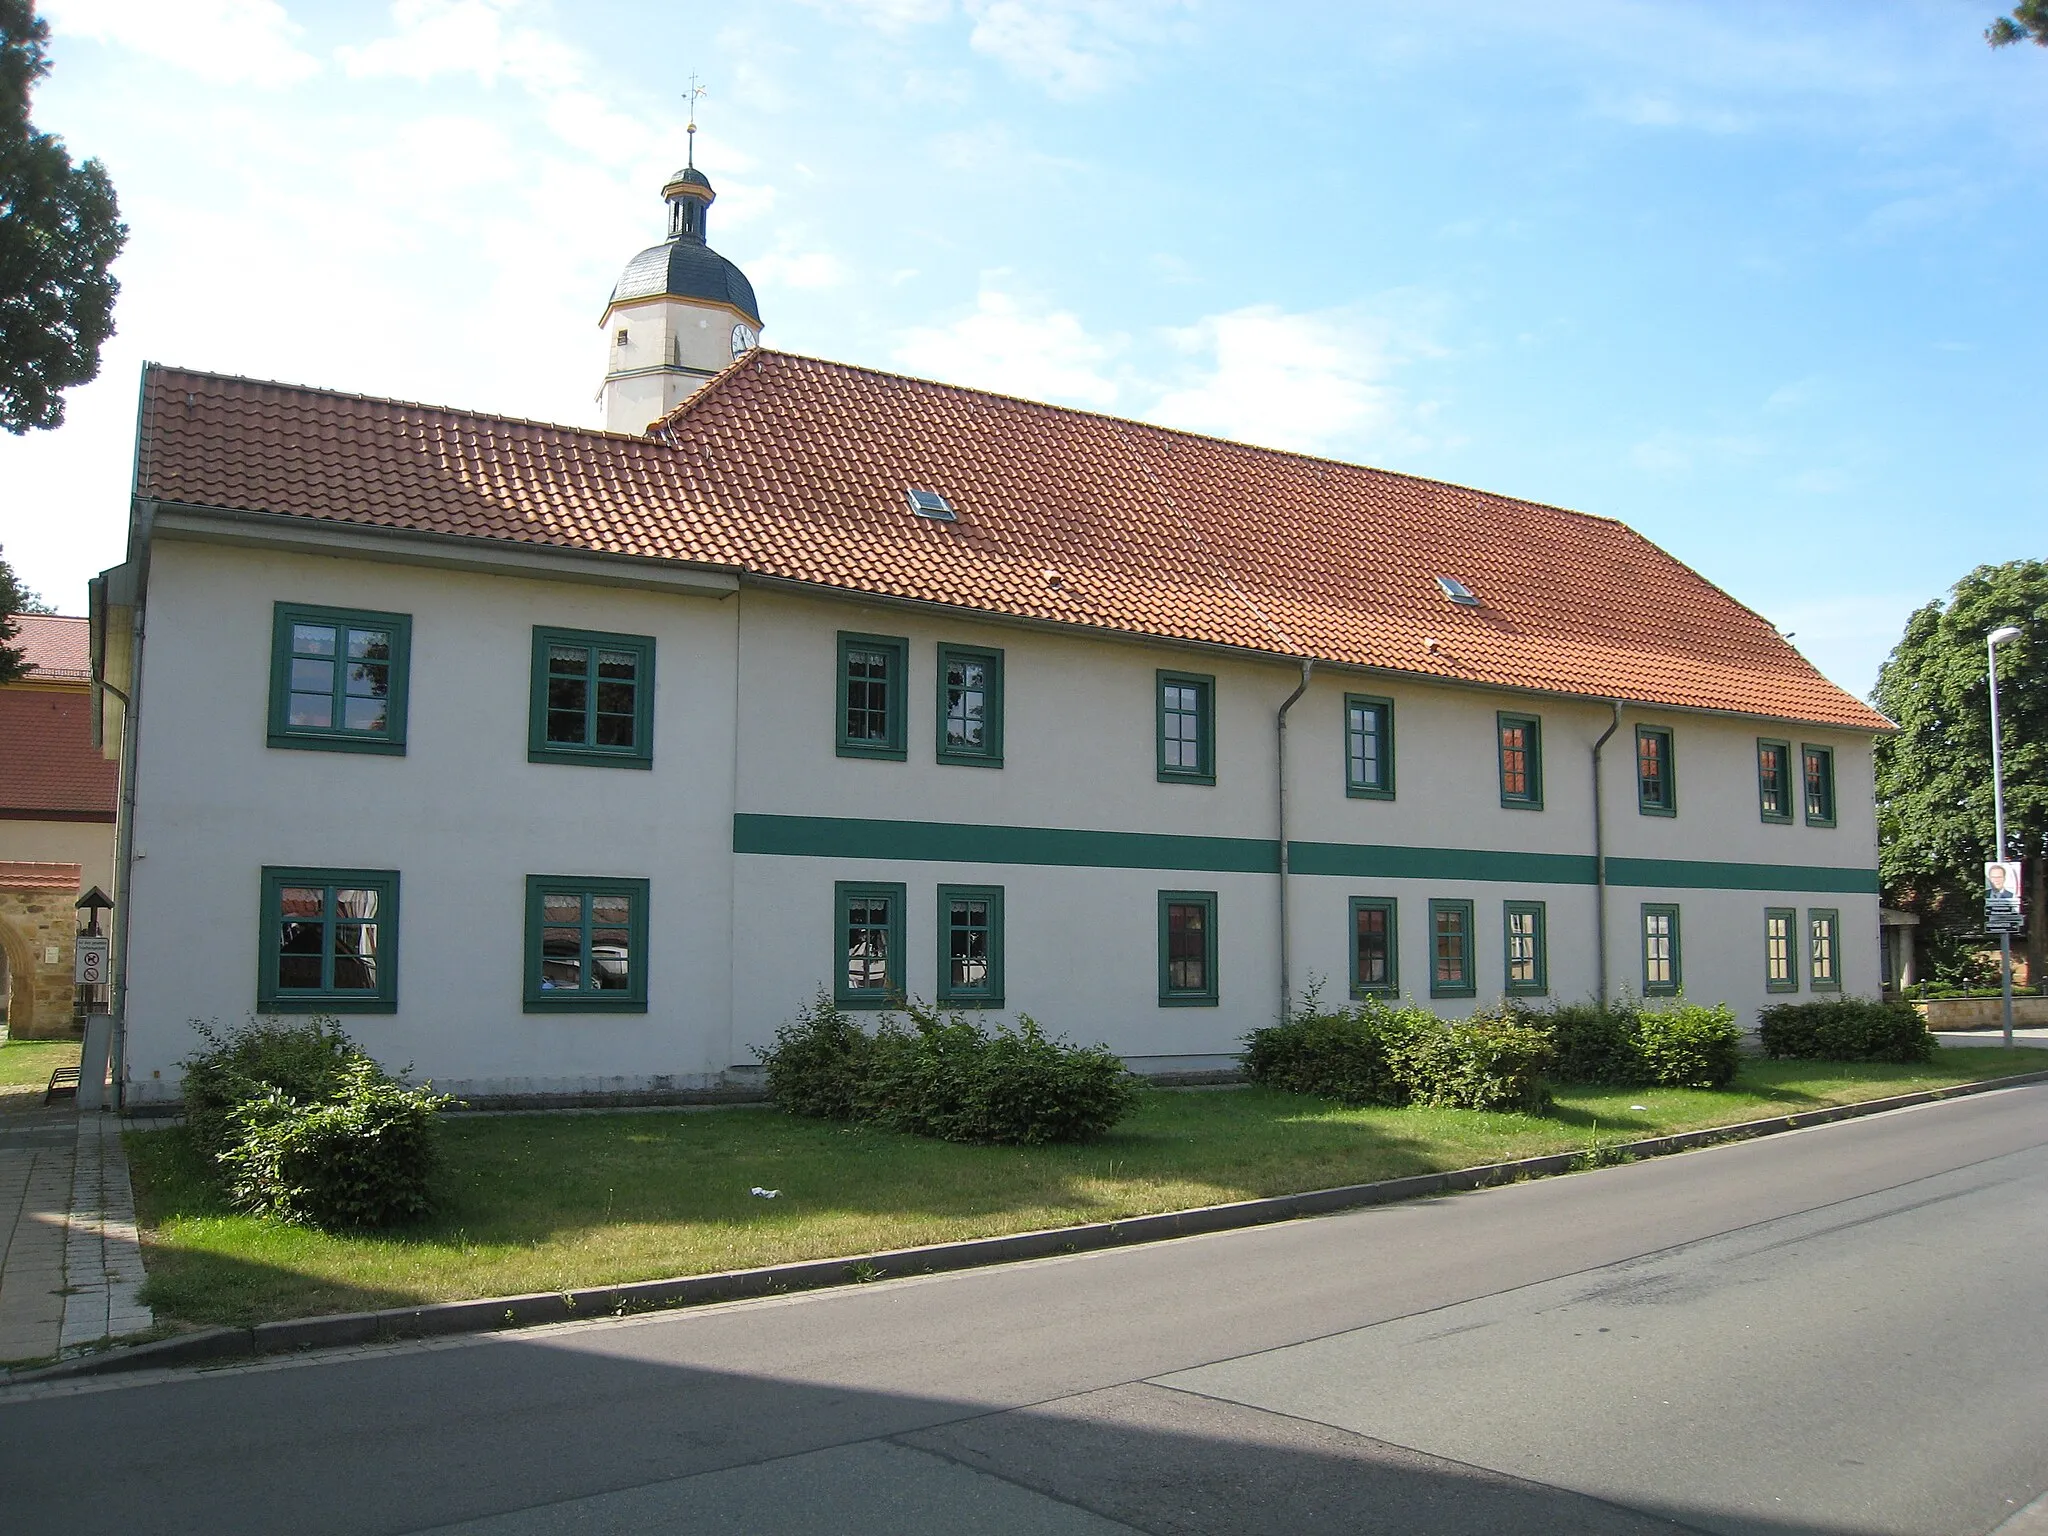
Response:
[[134, 355, 1890, 731], [0, 690, 118, 819], [8, 613, 91, 681], [0, 861, 82, 890]]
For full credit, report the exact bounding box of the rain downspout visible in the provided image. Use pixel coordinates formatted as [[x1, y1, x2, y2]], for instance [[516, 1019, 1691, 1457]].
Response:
[[1591, 701, 1623, 1005], [1276, 657, 1315, 1021]]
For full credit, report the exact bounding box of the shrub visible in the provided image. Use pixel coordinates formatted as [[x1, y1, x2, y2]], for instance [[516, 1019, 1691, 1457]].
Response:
[[180, 1016, 373, 1158], [759, 997, 1136, 1145], [220, 1061, 451, 1229], [760, 991, 874, 1120], [1245, 999, 1552, 1114], [1758, 998, 1935, 1063], [1636, 1003, 1742, 1088], [1538, 1000, 1644, 1086]]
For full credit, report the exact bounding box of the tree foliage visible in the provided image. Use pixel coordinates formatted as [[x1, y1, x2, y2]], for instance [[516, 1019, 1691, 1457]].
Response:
[[0, 542, 51, 683], [0, 0, 125, 434], [1988, 1, 2048, 46], [1874, 561, 2048, 982]]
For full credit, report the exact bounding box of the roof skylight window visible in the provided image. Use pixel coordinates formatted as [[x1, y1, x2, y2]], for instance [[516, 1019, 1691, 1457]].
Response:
[[906, 487, 957, 522], [1436, 576, 1480, 607]]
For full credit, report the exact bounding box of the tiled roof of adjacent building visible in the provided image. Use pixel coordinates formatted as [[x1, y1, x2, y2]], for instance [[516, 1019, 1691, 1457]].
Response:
[[8, 613, 91, 682], [133, 354, 1891, 731], [0, 690, 117, 819], [0, 861, 83, 890]]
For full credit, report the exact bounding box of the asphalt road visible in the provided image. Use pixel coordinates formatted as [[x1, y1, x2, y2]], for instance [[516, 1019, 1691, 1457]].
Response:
[[7, 1084, 2048, 1536]]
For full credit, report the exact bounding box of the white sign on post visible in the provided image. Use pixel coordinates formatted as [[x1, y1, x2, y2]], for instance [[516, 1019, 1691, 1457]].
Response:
[[74, 936, 110, 986]]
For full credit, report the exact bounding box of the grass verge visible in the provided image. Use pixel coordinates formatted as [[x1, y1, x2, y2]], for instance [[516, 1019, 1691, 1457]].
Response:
[[127, 1048, 2048, 1330], [0, 1038, 80, 1112]]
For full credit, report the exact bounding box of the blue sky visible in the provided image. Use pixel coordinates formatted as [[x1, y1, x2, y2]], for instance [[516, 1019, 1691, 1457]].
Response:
[[4, 0, 2045, 701]]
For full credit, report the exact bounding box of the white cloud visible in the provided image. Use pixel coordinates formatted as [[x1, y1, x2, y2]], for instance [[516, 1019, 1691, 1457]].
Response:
[[337, 0, 562, 87], [1628, 430, 1763, 477], [43, 0, 318, 85], [795, 0, 1192, 96], [749, 250, 851, 290], [1147, 305, 1423, 458], [1761, 592, 1926, 701], [894, 285, 1120, 408]]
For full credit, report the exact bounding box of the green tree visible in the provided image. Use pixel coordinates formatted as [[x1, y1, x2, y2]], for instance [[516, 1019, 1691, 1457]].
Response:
[[0, 0, 124, 434], [1988, 1, 2048, 45], [0, 542, 52, 682], [1875, 561, 2048, 987]]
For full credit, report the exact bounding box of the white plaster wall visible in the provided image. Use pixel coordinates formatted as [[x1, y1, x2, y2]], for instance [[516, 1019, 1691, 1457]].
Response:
[[121, 537, 740, 1104], [0, 818, 116, 893], [601, 295, 751, 433]]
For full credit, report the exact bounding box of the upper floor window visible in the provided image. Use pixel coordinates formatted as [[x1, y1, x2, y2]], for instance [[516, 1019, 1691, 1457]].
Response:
[[937, 644, 1003, 767], [1802, 744, 1837, 827], [1157, 672, 1215, 785], [1757, 739, 1793, 824], [1497, 712, 1543, 809], [1344, 694, 1395, 799], [258, 866, 399, 1013], [267, 603, 411, 755], [1636, 726, 1675, 816], [529, 627, 655, 769], [837, 633, 908, 761]]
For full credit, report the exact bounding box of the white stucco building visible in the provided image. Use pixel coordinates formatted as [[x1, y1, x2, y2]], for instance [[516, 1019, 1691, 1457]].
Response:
[[90, 166, 1893, 1108]]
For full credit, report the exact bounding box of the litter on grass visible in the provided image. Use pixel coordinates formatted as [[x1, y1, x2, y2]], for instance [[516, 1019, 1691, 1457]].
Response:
[[750, 1187, 781, 1199]]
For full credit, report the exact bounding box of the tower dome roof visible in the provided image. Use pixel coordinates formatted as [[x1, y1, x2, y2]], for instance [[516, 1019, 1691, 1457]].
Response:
[[609, 241, 760, 323]]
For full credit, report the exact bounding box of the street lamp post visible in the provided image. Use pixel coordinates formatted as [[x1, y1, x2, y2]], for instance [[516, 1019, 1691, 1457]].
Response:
[[1989, 624, 2023, 1047]]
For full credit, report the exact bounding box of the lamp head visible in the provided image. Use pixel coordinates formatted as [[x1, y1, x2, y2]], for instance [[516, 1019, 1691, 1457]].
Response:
[[1990, 626, 2023, 646]]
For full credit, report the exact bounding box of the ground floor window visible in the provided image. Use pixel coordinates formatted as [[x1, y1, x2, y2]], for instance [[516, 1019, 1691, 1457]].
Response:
[[524, 876, 649, 1012], [1808, 908, 1840, 991], [835, 881, 905, 1009], [1503, 900, 1547, 996], [1429, 899, 1476, 998], [1765, 908, 1798, 992], [1350, 896, 1398, 998], [937, 886, 1004, 1006], [1641, 904, 1681, 996], [1159, 891, 1218, 1005], [258, 867, 399, 1012]]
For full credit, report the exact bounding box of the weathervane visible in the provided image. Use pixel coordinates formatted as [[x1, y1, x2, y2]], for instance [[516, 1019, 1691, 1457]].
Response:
[[684, 73, 706, 169]]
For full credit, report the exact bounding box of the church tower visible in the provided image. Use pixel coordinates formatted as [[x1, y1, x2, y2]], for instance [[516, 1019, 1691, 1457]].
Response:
[[599, 142, 761, 433]]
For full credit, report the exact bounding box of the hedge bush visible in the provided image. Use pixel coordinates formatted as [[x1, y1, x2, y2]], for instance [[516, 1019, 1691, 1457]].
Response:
[[1537, 1000, 1646, 1086], [1516, 998, 1741, 1089], [760, 993, 1137, 1145], [1757, 998, 1935, 1063], [219, 1061, 451, 1229], [1635, 1003, 1742, 1089], [1243, 999, 1553, 1114], [180, 1016, 450, 1228]]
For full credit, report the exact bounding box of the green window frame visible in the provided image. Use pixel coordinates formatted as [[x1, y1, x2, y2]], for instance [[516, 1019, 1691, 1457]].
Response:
[[936, 644, 1003, 767], [1496, 712, 1543, 809], [266, 602, 411, 755], [1801, 744, 1837, 828], [1765, 907, 1798, 993], [1641, 903, 1681, 996], [1504, 900, 1548, 996], [1156, 671, 1216, 785], [1349, 896, 1398, 998], [1808, 907, 1841, 992], [1757, 739, 1793, 824], [258, 866, 400, 1013], [1635, 726, 1676, 817], [1428, 898, 1476, 999], [836, 881, 905, 1009], [523, 875, 649, 1012], [1158, 890, 1218, 1005], [528, 627, 655, 768], [937, 885, 1004, 1006], [1343, 694, 1395, 799], [838, 633, 909, 761]]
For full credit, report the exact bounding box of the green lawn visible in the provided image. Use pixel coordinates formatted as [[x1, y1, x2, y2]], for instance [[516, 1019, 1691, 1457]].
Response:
[[127, 1048, 2048, 1330], [0, 1038, 80, 1111]]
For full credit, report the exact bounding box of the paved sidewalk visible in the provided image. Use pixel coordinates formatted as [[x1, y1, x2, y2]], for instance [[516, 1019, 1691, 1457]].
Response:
[[0, 1106, 153, 1366]]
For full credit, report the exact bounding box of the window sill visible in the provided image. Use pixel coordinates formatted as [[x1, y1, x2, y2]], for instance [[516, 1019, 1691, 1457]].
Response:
[[1158, 994, 1219, 1007], [523, 996, 649, 1013], [1429, 986, 1478, 1000], [1637, 805, 1677, 819], [267, 733, 407, 756], [1157, 772, 1217, 788], [936, 754, 1004, 770], [528, 748, 653, 770], [837, 744, 908, 763], [259, 996, 398, 1014], [1345, 785, 1396, 801]]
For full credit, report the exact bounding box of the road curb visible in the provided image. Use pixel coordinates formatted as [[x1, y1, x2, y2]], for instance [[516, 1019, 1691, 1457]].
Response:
[[17, 1066, 2048, 1384]]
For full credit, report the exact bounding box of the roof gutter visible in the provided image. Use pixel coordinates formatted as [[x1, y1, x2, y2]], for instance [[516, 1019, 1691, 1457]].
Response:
[[1276, 657, 1315, 1021], [1591, 700, 1624, 1006]]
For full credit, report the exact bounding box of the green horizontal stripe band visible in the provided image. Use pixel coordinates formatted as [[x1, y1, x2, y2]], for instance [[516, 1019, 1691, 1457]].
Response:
[[732, 814, 1877, 894]]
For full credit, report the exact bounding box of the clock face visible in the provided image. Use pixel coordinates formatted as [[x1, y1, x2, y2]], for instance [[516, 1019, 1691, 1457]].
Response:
[[731, 323, 758, 359]]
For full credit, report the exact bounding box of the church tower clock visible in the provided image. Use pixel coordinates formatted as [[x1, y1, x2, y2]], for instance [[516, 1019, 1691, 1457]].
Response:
[[599, 137, 761, 434]]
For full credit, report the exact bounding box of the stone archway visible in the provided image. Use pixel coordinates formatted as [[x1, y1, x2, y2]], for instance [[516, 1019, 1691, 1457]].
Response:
[[0, 908, 35, 1038]]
